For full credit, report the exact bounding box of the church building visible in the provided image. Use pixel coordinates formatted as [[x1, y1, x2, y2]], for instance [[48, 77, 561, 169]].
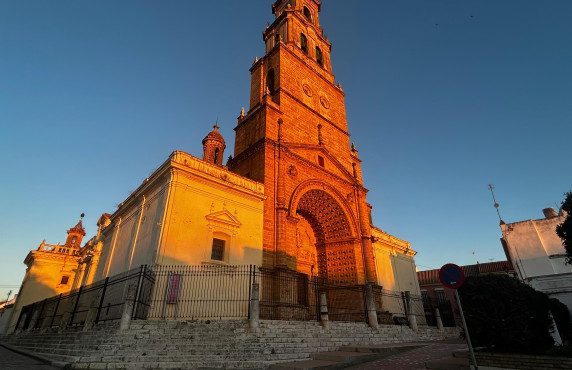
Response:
[[7, 0, 421, 333]]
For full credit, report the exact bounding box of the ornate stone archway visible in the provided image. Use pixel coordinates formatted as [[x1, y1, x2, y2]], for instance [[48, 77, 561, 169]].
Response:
[[288, 181, 365, 284]]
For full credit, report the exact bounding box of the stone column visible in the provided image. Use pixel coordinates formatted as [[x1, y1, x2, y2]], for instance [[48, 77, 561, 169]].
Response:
[[249, 283, 260, 332], [435, 307, 444, 332], [404, 291, 418, 331], [365, 284, 379, 331], [320, 292, 329, 330], [119, 285, 137, 330]]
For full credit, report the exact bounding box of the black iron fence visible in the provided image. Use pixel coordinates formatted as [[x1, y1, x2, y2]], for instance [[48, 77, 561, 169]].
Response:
[[148, 265, 253, 320], [15, 265, 154, 331], [16, 264, 454, 331]]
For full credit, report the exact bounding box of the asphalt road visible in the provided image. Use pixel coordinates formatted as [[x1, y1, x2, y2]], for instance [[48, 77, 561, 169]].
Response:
[[0, 344, 61, 370]]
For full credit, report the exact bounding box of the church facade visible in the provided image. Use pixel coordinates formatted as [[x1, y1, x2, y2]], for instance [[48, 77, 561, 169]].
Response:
[[7, 0, 422, 333]]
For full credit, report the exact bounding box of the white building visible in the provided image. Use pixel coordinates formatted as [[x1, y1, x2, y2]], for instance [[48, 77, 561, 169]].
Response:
[[501, 207, 572, 315]]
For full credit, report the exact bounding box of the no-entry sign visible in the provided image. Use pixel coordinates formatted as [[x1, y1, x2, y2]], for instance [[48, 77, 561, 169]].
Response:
[[439, 263, 466, 289]]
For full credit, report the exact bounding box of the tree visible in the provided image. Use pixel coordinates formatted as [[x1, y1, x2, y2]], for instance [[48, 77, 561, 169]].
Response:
[[556, 191, 572, 264], [458, 274, 554, 353]]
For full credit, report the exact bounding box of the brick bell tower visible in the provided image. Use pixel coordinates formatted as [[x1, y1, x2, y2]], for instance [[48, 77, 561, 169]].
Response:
[[229, 0, 377, 284]]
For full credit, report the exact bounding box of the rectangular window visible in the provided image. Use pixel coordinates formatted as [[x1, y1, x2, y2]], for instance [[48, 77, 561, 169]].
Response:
[[167, 274, 181, 304], [60, 276, 69, 285], [435, 290, 447, 305], [318, 156, 325, 167], [211, 238, 225, 261], [301, 33, 308, 54]]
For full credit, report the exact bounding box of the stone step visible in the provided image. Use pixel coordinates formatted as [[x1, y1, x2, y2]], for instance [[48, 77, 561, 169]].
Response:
[[270, 359, 343, 370], [425, 357, 470, 369], [311, 351, 381, 364]]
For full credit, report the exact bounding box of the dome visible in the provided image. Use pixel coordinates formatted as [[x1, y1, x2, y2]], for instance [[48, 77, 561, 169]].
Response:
[[202, 125, 225, 145]]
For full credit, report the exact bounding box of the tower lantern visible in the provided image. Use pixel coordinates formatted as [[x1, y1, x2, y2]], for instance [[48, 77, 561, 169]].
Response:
[[202, 124, 226, 166]]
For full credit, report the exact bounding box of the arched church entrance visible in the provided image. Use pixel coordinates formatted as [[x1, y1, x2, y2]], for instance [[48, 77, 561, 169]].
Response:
[[293, 188, 361, 284]]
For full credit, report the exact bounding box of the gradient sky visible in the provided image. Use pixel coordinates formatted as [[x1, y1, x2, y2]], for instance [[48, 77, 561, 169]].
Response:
[[1, 1, 571, 299]]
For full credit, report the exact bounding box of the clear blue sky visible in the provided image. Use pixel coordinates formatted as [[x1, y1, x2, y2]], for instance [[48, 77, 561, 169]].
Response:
[[1, 1, 571, 299]]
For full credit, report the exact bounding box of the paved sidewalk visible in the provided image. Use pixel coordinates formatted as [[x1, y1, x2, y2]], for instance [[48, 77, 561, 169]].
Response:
[[345, 339, 468, 370], [0, 344, 61, 370]]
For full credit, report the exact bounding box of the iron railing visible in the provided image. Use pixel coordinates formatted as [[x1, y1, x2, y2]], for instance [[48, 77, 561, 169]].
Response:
[[15, 264, 455, 331], [15, 265, 154, 331]]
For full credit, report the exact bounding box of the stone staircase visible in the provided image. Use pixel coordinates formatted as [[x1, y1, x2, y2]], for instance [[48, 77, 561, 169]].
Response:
[[1, 320, 459, 369], [270, 343, 425, 370]]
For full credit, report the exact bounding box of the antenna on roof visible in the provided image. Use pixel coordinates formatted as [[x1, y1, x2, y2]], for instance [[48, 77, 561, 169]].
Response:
[[488, 184, 503, 223]]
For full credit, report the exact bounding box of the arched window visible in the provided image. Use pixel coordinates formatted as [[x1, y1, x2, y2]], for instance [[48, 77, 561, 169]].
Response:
[[300, 33, 308, 54], [214, 147, 219, 164], [316, 47, 323, 66], [303, 7, 312, 22], [267, 69, 275, 94]]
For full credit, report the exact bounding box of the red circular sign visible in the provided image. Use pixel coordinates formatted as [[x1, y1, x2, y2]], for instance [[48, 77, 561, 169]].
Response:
[[439, 263, 466, 289]]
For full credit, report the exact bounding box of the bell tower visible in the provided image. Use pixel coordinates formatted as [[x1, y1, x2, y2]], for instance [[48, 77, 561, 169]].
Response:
[[64, 213, 86, 249], [229, 0, 376, 284]]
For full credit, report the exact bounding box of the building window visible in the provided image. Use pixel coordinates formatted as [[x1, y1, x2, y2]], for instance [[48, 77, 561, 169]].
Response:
[[60, 276, 69, 285], [435, 290, 447, 305], [166, 274, 181, 304], [316, 47, 323, 66], [303, 7, 312, 22], [318, 156, 325, 167], [266, 69, 275, 94], [211, 238, 225, 261], [275, 33, 280, 45], [300, 33, 308, 54]]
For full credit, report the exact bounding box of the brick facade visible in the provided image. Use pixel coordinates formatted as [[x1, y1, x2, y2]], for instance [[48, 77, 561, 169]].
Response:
[[228, 0, 376, 284]]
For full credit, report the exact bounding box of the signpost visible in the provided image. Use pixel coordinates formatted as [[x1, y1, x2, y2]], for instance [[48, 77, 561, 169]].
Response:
[[439, 264, 478, 370]]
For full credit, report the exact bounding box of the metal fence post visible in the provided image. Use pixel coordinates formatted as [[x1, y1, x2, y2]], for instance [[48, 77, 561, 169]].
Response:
[[34, 299, 48, 329], [95, 277, 109, 324], [401, 291, 408, 316], [247, 265, 253, 319], [315, 277, 320, 322], [50, 293, 63, 328], [131, 264, 146, 320], [69, 286, 83, 327]]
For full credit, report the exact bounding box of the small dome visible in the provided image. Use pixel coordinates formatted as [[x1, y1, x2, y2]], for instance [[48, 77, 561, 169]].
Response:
[[202, 125, 225, 145]]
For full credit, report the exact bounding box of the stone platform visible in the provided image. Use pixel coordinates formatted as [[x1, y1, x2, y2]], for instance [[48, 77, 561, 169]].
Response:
[[1, 320, 459, 369]]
